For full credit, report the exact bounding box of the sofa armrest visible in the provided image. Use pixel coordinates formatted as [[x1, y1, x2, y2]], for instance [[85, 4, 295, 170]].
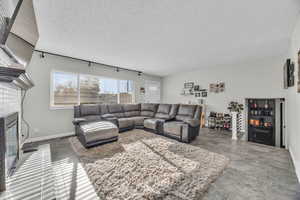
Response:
[[72, 118, 87, 125], [101, 114, 115, 119], [164, 117, 175, 122], [183, 119, 200, 127], [102, 117, 118, 127]]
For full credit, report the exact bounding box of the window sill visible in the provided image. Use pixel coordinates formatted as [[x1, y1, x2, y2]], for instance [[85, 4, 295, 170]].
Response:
[[49, 106, 75, 110]]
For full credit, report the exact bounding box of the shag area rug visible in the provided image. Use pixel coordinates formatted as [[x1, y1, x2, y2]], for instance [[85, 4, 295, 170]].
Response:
[[69, 130, 229, 200]]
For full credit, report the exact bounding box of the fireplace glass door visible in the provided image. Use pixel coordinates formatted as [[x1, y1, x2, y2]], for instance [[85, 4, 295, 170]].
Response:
[[5, 121, 18, 176]]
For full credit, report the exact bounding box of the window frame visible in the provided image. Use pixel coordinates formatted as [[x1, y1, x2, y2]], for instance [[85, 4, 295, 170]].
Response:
[[50, 70, 135, 110], [145, 80, 161, 103], [50, 70, 79, 110]]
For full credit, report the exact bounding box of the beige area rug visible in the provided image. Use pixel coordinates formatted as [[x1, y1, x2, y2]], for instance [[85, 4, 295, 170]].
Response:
[[69, 129, 229, 200]]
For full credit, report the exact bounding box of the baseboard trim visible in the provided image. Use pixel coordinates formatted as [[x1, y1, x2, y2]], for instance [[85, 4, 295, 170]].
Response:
[[24, 132, 75, 143], [289, 147, 300, 182]]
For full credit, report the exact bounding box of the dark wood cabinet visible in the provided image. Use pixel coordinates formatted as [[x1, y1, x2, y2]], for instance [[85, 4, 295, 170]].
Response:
[[247, 99, 276, 146]]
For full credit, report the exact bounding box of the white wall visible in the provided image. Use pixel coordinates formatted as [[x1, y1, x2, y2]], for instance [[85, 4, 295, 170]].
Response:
[[286, 15, 300, 180], [162, 57, 286, 114], [24, 52, 162, 139]]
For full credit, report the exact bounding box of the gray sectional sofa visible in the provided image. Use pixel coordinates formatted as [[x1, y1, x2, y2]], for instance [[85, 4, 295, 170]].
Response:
[[73, 103, 202, 147]]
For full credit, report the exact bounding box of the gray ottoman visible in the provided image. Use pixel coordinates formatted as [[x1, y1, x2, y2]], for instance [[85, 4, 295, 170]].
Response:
[[78, 121, 119, 148]]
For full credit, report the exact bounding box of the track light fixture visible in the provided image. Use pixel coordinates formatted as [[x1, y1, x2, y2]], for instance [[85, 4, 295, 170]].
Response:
[[40, 52, 45, 58], [34, 50, 144, 75]]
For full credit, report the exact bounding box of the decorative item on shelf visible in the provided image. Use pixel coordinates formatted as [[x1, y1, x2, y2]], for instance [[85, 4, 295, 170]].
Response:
[[208, 112, 217, 129], [227, 101, 244, 140], [198, 98, 205, 105], [223, 114, 231, 130], [207, 112, 231, 130]]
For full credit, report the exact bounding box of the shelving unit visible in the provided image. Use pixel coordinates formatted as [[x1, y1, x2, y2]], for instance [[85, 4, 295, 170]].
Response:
[[247, 98, 280, 147]]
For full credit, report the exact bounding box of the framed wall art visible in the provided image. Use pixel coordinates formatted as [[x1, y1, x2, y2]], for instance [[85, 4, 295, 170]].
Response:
[[194, 85, 200, 91], [219, 82, 225, 92], [201, 91, 208, 97], [184, 82, 194, 89]]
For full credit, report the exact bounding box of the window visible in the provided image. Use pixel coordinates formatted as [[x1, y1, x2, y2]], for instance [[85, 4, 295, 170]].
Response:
[[50, 71, 134, 108], [52, 71, 78, 107], [145, 80, 160, 103]]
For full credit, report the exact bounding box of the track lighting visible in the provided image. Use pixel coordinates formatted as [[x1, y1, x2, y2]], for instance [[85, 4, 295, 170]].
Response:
[[40, 52, 45, 58], [138, 72, 142, 76], [116, 67, 120, 72], [88, 61, 92, 67]]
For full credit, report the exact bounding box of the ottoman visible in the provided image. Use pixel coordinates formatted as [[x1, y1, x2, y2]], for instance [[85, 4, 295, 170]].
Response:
[[77, 121, 119, 148]]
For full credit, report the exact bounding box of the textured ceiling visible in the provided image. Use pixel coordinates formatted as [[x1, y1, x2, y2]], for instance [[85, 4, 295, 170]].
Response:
[[33, 0, 300, 76]]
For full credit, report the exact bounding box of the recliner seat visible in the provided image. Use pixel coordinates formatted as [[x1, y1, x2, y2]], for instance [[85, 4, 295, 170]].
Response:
[[163, 104, 201, 143], [144, 104, 178, 134]]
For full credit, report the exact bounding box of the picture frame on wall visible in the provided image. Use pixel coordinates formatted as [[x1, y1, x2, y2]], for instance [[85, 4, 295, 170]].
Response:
[[201, 91, 208, 97], [219, 82, 225, 92], [140, 87, 145, 94], [194, 85, 200, 91], [209, 83, 218, 93], [289, 62, 295, 87], [184, 82, 194, 89], [284, 59, 295, 88]]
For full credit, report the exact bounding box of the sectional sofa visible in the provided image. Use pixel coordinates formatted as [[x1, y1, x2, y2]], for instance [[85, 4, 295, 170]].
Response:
[[73, 103, 202, 147]]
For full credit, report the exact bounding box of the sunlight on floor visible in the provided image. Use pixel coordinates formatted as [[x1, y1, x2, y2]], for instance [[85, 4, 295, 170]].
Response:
[[0, 144, 55, 200], [53, 157, 99, 200]]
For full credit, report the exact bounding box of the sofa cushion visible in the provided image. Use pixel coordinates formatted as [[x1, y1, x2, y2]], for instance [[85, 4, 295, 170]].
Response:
[[80, 104, 100, 116], [101, 114, 115, 119], [83, 115, 102, 122], [100, 105, 109, 115], [144, 118, 164, 130], [154, 104, 172, 119], [157, 104, 171, 114], [169, 104, 179, 118], [118, 118, 134, 129], [80, 121, 118, 143], [107, 104, 125, 118], [178, 105, 196, 116], [175, 104, 196, 121], [129, 116, 147, 127], [140, 103, 157, 117], [141, 103, 157, 112], [123, 104, 141, 117]]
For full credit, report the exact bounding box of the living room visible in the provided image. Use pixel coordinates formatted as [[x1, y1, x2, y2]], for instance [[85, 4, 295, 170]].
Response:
[[0, 0, 299, 199]]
